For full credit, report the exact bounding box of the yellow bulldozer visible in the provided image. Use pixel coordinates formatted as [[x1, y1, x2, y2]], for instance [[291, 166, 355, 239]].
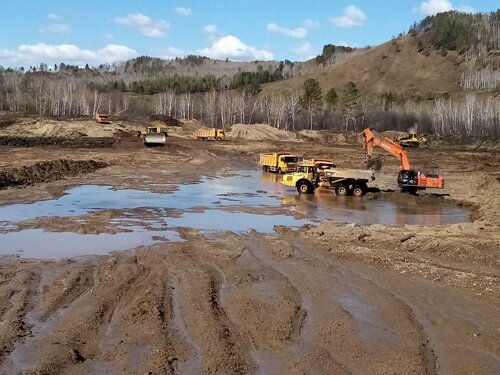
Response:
[[395, 132, 427, 148]]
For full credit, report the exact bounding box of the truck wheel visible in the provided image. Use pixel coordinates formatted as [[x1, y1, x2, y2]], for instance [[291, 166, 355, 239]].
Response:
[[352, 184, 366, 197], [335, 184, 349, 196], [278, 167, 282, 174], [297, 181, 313, 194]]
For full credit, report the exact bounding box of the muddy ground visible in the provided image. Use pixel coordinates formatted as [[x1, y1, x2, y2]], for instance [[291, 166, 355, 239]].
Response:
[[0, 121, 499, 374]]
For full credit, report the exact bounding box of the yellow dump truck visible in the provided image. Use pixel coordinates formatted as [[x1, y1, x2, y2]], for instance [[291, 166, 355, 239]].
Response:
[[95, 113, 112, 124], [260, 153, 298, 174], [195, 128, 225, 141], [281, 160, 375, 197]]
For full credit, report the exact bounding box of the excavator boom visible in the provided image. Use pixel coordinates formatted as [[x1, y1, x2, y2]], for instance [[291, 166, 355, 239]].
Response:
[[362, 128, 444, 192], [362, 128, 411, 170]]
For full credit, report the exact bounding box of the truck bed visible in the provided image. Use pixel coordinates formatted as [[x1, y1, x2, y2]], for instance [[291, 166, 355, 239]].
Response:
[[324, 168, 375, 182]]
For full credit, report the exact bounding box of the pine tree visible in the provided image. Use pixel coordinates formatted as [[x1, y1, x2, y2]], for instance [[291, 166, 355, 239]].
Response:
[[300, 78, 323, 130], [341, 81, 361, 131], [324, 87, 338, 111]]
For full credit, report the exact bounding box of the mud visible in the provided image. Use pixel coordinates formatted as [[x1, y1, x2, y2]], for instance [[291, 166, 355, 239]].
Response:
[[0, 136, 116, 148], [0, 160, 108, 189], [0, 121, 498, 374]]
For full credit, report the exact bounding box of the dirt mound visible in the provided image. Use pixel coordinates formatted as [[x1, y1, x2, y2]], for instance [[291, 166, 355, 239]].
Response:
[[0, 119, 124, 138], [0, 159, 108, 189], [0, 136, 116, 148], [227, 124, 299, 141], [167, 119, 202, 139], [150, 115, 183, 127]]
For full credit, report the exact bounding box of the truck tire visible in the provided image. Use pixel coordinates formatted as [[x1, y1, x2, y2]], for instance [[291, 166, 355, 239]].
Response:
[[297, 181, 313, 194], [335, 184, 349, 196], [352, 184, 366, 197], [277, 167, 282, 174]]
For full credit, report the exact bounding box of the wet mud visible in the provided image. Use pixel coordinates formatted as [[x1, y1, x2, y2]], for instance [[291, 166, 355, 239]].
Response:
[[0, 128, 498, 374], [0, 136, 116, 148], [0, 159, 108, 189]]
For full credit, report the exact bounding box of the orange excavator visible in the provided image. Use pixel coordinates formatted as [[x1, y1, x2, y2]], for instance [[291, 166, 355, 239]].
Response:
[[362, 128, 444, 193]]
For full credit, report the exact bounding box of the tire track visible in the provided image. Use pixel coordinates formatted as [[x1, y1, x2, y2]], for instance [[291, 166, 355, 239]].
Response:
[[291, 238, 438, 375]]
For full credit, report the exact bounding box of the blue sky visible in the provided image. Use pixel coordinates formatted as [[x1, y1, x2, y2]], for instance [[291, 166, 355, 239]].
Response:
[[0, 0, 497, 67]]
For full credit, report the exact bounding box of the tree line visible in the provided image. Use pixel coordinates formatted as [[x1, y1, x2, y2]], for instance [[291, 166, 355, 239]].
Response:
[[153, 79, 499, 137]]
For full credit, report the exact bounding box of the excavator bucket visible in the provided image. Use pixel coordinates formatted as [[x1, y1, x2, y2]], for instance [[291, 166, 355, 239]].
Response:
[[367, 156, 384, 171]]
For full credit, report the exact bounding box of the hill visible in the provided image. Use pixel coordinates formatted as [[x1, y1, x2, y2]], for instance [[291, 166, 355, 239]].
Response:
[[262, 32, 466, 100], [262, 11, 500, 100]]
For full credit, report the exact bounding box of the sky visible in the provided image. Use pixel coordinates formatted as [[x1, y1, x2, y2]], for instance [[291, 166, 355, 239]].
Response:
[[0, 0, 497, 68]]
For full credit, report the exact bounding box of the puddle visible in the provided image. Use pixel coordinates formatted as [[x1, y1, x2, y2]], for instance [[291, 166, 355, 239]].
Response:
[[0, 228, 181, 259], [0, 170, 470, 259]]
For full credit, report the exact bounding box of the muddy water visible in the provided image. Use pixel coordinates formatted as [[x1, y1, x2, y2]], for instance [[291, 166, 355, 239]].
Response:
[[0, 170, 470, 258]]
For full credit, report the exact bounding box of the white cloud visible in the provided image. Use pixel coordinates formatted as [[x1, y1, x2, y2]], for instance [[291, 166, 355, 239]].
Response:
[[104, 33, 114, 40], [418, 0, 475, 15], [98, 45, 137, 62], [199, 35, 273, 61], [419, 0, 453, 15], [302, 19, 320, 29], [158, 47, 186, 60], [115, 13, 170, 38], [0, 43, 137, 65], [333, 5, 367, 28], [267, 23, 308, 38], [39, 13, 71, 34], [203, 24, 222, 41], [175, 7, 192, 16], [291, 42, 316, 60]]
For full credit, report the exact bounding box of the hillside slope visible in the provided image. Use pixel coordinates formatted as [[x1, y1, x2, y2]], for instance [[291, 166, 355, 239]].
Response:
[[261, 31, 465, 99]]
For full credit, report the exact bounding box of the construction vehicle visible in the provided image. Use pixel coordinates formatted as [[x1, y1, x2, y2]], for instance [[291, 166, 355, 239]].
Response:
[[95, 113, 112, 124], [141, 125, 168, 147], [281, 159, 375, 197], [260, 153, 298, 174], [362, 128, 443, 193], [395, 132, 427, 148], [195, 128, 225, 141]]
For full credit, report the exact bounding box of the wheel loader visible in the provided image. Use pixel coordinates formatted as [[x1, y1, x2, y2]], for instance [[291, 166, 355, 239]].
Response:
[[140, 126, 168, 147]]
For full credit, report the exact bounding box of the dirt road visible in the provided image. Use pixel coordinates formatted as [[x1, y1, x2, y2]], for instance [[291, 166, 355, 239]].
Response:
[[0, 124, 498, 374]]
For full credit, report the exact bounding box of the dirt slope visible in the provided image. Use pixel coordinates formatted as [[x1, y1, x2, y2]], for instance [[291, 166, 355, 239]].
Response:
[[262, 31, 464, 99]]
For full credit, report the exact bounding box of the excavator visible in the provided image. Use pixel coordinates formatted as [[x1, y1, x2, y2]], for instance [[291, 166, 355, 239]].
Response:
[[362, 128, 444, 193]]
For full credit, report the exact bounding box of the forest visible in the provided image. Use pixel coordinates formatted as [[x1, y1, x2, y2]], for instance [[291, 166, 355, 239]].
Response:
[[0, 11, 498, 137]]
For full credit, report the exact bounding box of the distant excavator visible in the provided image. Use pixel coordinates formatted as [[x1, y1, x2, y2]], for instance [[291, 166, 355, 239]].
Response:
[[362, 128, 443, 193]]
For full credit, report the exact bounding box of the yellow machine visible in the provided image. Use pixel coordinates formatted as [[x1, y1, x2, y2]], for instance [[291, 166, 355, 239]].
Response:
[[195, 128, 225, 141], [281, 160, 374, 197], [260, 153, 298, 174], [141, 126, 168, 146], [95, 113, 112, 124], [395, 132, 427, 148]]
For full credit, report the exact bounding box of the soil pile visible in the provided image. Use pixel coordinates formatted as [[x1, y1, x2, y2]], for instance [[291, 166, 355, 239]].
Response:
[[0, 119, 124, 138], [227, 124, 299, 141], [0, 136, 116, 148], [150, 115, 182, 127], [0, 159, 108, 189], [167, 119, 202, 139]]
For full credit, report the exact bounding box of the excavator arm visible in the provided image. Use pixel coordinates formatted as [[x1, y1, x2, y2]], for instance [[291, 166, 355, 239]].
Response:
[[362, 128, 444, 191], [362, 128, 411, 170]]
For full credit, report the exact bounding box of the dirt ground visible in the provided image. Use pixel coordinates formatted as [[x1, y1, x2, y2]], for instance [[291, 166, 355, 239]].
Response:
[[0, 119, 499, 374]]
